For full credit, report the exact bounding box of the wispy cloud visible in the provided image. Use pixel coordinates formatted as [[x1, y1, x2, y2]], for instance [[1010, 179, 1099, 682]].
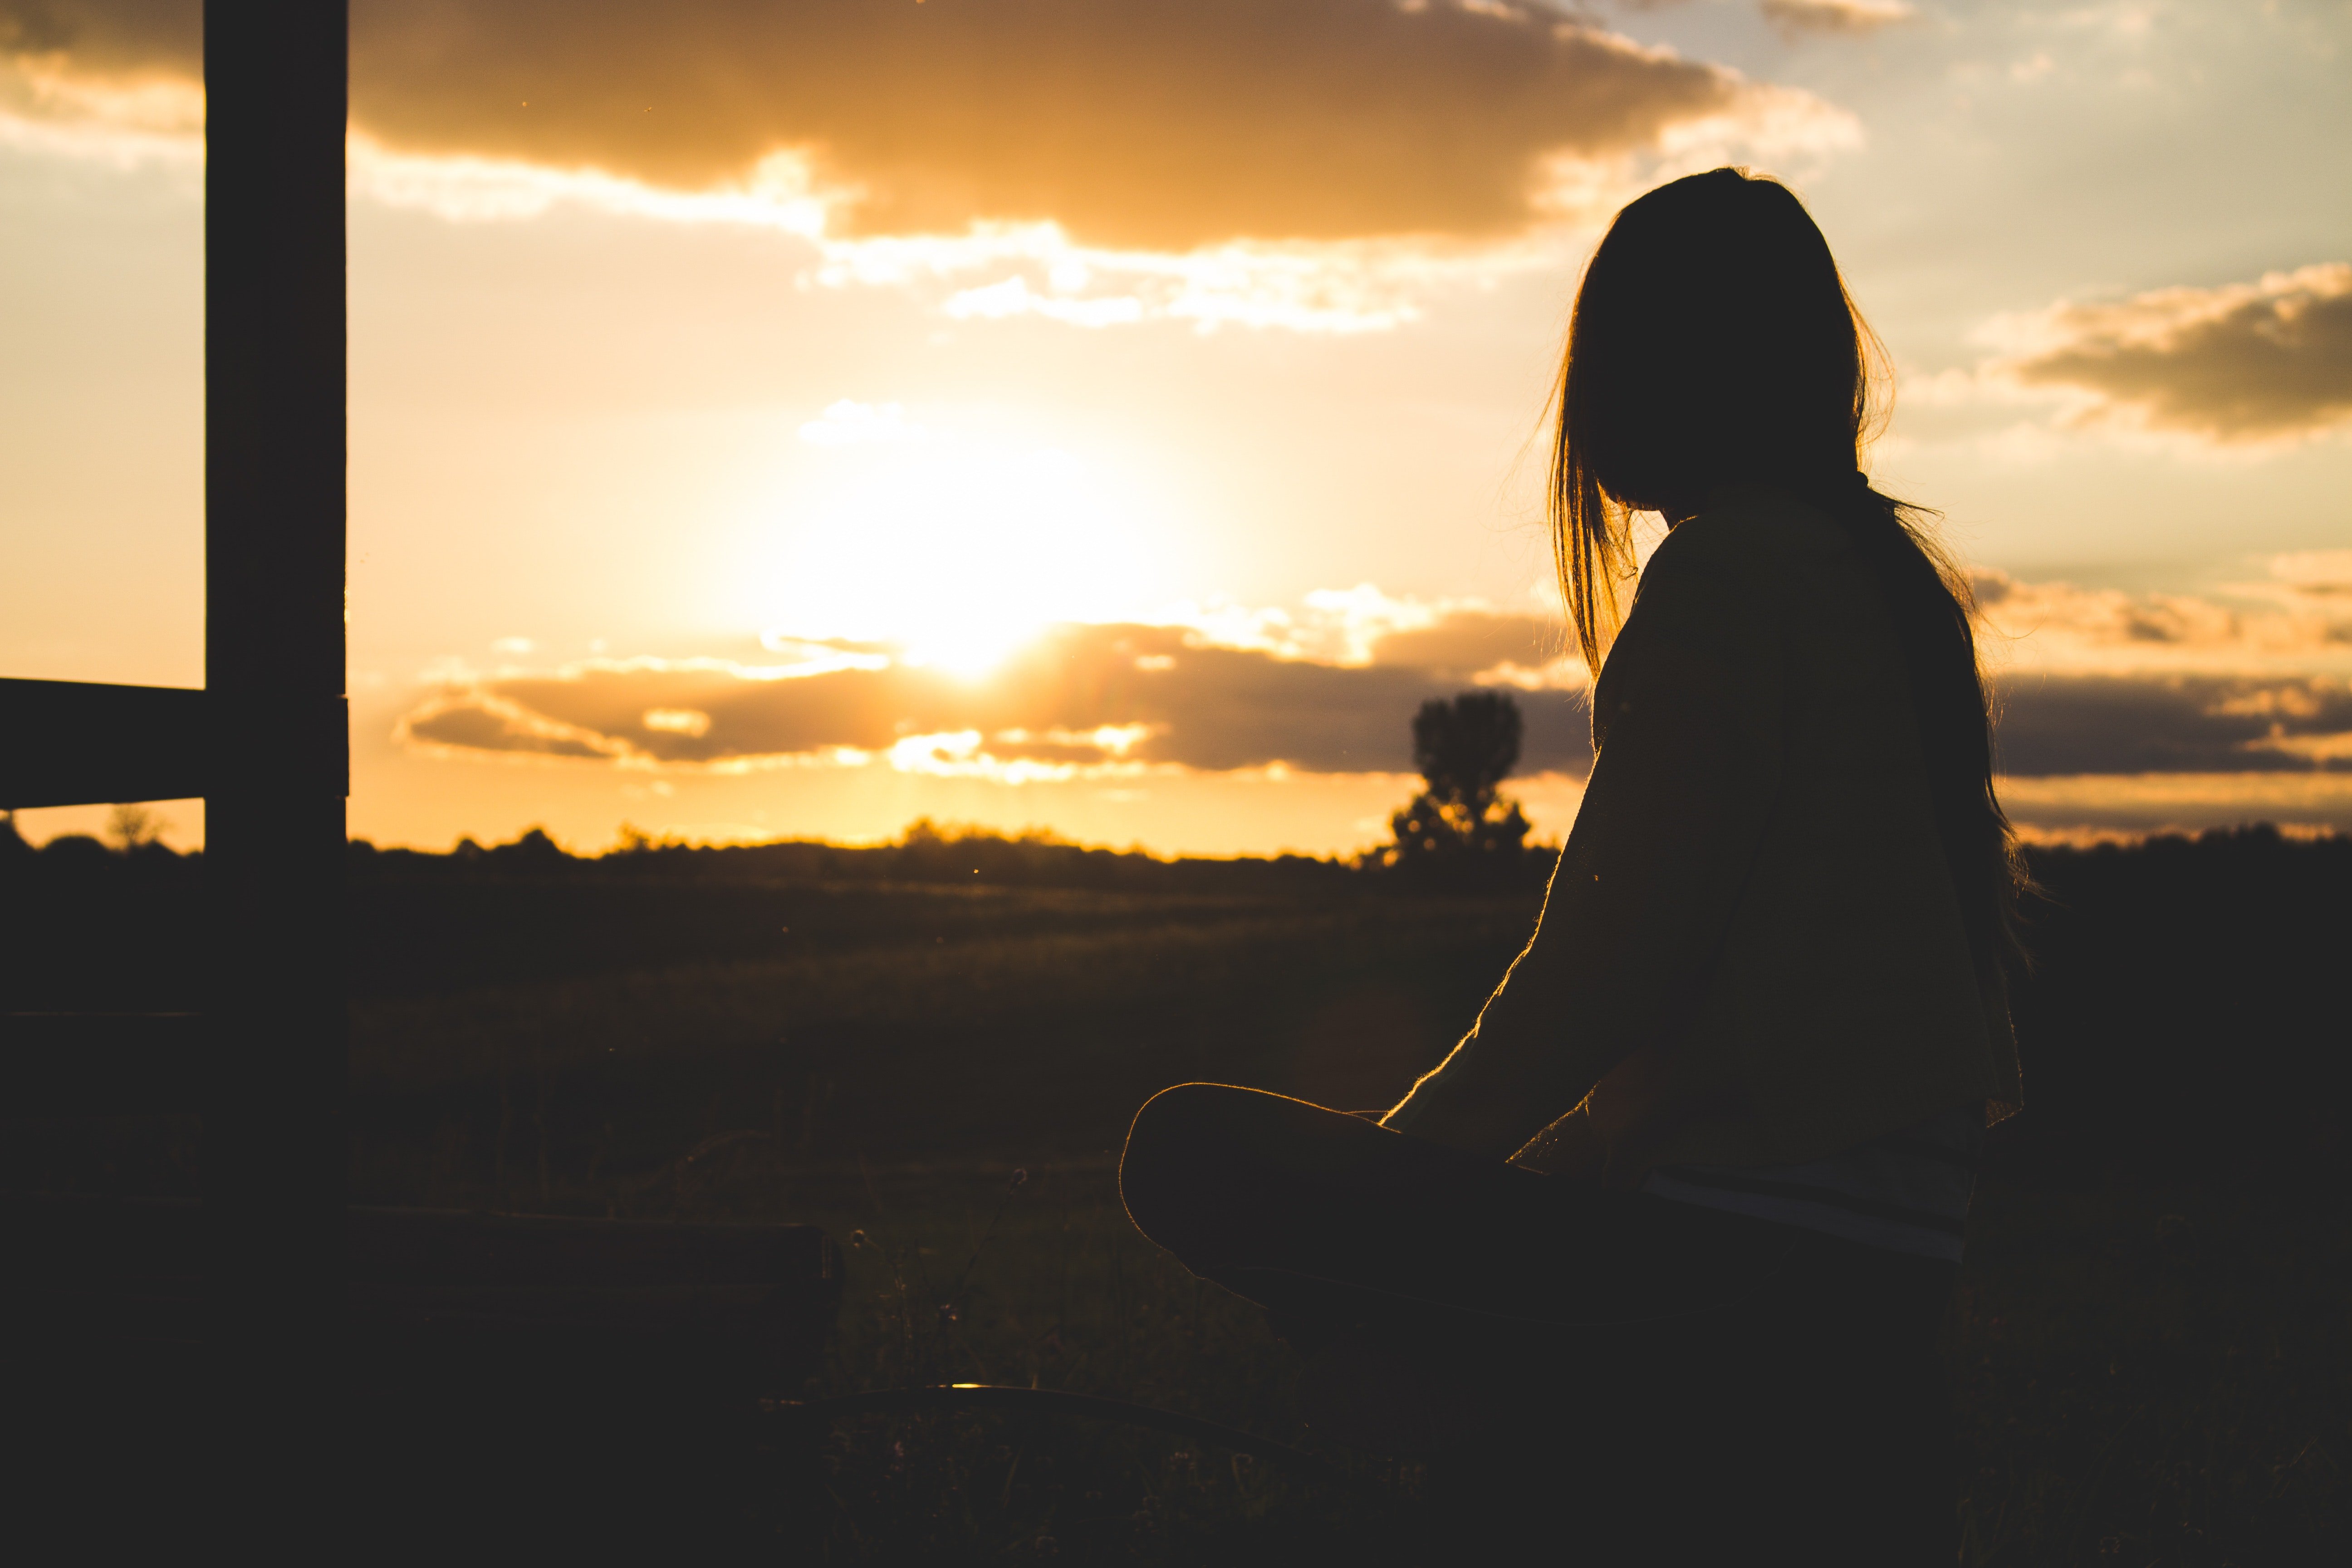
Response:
[[2264, 549, 2352, 602], [1986, 263, 2352, 446], [1975, 557, 2352, 677]]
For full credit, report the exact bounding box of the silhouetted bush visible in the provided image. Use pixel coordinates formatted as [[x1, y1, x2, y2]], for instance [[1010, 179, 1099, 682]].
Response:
[[0, 818, 207, 1011], [1380, 693, 1544, 888]]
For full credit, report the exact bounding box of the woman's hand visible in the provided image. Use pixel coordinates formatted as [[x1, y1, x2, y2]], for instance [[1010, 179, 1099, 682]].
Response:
[[1507, 1107, 1610, 1181], [1377, 1086, 1550, 1161]]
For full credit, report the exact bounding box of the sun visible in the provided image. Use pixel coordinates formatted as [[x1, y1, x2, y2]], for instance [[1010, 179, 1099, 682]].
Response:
[[748, 416, 1171, 678]]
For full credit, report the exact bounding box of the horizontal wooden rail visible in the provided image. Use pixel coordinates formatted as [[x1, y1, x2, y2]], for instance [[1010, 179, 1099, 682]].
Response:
[[0, 678, 348, 809], [0, 679, 210, 809]]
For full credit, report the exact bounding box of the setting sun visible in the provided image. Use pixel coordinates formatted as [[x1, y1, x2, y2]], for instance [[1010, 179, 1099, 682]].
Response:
[[744, 403, 1177, 679]]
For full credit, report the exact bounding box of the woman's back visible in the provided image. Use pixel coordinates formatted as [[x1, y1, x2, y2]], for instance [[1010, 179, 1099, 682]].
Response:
[[1394, 482, 2018, 1180], [1594, 486, 2019, 1171]]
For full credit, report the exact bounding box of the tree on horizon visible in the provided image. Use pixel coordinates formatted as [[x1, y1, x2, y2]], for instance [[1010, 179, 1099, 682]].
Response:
[[1385, 691, 1533, 880]]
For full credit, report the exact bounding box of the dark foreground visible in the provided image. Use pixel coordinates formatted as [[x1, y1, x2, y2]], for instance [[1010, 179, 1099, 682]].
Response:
[[5, 826, 2347, 1562], [742, 1158, 2345, 1564]]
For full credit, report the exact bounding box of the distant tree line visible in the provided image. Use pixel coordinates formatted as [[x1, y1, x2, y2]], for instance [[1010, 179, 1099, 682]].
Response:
[[348, 818, 1372, 895]]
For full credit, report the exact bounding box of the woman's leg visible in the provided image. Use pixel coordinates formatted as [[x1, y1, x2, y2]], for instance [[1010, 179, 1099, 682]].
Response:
[[1119, 1082, 1793, 1331], [1121, 1083, 1960, 1561]]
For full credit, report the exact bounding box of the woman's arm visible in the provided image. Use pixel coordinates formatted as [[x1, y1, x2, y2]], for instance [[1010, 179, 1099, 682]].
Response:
[[1380, 526, 1784, 1160]]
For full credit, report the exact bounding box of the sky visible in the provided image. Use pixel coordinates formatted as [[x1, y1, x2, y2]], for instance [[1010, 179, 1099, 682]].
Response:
[[4, 0, 2349, 857]]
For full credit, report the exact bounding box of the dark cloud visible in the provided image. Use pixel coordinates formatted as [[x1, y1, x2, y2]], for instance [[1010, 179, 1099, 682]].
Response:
[[402, 700, 612, 760], [1368, 609, 1565, 674], [1995, 675, 2352, 777], [396, 620, 1597, 777], [399, 631, 2352, 786], [486, 662, 949, 761], [2005, 264, 2352, 442], [7, 0, 1754, 248]]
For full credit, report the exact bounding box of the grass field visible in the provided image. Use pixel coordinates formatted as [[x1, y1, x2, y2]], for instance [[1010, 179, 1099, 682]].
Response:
[[8, 835, 2346, 1563], [348, 885, 1542, 1191], [330, 879, 2350, 1564]]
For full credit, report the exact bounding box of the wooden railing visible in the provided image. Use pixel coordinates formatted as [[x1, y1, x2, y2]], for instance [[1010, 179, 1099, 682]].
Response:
[[1, 3, 350, 1550], [0, 679, 211, 810]]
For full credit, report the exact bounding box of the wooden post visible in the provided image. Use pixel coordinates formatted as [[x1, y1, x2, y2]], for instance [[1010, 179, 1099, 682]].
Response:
[[203, 0, 348, 1534]]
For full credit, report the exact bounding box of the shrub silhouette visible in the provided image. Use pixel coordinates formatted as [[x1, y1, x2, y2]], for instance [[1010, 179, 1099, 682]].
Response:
[[1385, 692, 1534, 882], [104, 804, 166, 853]]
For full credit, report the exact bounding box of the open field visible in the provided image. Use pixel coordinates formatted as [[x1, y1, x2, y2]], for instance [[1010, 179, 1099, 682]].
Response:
[[348, 885, 1539, 1191], [331, 867, 2343, 1563], [5, 828, 2348, 1560]]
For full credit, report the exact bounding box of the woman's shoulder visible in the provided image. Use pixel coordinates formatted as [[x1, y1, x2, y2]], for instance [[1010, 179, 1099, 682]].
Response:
[[1646, 485, 1852, 582], [1627, 488, 1853, 639]]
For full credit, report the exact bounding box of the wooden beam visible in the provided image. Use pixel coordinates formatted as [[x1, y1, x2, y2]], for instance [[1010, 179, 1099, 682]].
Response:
[[0, 679, 211, 809], [202, 0, 348, 1539]]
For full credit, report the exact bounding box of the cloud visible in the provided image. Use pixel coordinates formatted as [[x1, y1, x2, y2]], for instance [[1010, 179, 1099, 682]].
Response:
[[1991, 264, 2352, 444], [1176, 581, 1576, 672], [2263, 550, 2352, 603], [402, 651, 2352, 784], [5, 0, 1845, 253], [1972, 564, 2352, 676], [392, 571, 2352, 790], [1994, 674, 2352, 777], [1968, 569, 2352, 776], [8, 1, 1860, 331], [0, 0, 194, 71], [395, 609, 1596, 780], [399, 691, 623, 761], [1759, 0, 1915, 39]]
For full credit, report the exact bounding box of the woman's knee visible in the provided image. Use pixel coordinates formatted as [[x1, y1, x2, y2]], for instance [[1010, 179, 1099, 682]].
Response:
[[1120, 1084, 1230, 1231], [1127, 1081, 1250, 1146]]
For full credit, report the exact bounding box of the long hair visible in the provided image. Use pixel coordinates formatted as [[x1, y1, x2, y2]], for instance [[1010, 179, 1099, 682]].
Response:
[[1548, 167, 2029, 984]]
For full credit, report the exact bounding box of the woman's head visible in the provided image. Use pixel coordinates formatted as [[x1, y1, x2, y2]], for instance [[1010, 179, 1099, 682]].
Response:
[[1551, 168, 1884, 658]]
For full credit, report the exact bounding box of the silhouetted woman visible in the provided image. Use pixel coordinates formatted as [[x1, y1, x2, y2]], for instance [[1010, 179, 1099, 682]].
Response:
[[1119, 168, 2026, 1562]]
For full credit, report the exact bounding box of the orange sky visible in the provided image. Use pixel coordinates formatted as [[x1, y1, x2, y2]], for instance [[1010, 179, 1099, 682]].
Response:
[[5, 0, 2349, 855]]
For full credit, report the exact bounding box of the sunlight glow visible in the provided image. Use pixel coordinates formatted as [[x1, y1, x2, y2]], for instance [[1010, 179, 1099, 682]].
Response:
[[641, 708, 713, 737], [754, 411, 1177, 678]]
